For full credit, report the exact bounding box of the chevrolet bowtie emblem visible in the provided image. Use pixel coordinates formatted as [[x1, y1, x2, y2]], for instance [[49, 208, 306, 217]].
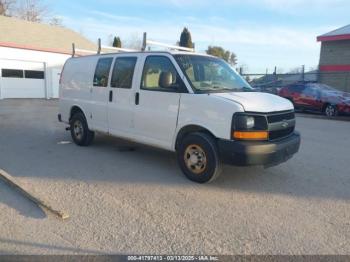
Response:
[[282, 121, 289, 128]]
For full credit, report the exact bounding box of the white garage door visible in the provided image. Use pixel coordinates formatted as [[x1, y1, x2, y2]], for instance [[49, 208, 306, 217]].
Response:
[[51, 68, 61, 99], [0, 59, 45, 99]]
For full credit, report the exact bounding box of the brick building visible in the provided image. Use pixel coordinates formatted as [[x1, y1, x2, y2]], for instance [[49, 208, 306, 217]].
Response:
[[317, 25, 350, 92]]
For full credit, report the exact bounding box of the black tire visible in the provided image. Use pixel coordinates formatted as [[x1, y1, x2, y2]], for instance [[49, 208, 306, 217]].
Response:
[[324, 104, 338, 117], [177, 132, 222, 183], [70, 112, 95, 146]]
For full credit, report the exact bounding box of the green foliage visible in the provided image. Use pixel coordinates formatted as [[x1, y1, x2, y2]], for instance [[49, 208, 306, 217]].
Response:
[[113, 36, 122, 48], [179, 27, 193, 49], [206, 46, 237, 65]]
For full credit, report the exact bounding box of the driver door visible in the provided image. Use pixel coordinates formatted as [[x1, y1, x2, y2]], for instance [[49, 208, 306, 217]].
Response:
[[133, 55, 187, 150]]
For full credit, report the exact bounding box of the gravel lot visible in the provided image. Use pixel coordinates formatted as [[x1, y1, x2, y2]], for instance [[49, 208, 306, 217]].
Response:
[[0, 99, 349, 255]]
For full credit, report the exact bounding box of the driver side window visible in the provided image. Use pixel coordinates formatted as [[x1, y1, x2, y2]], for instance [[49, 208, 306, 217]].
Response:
[[141, 56, 186, 93]]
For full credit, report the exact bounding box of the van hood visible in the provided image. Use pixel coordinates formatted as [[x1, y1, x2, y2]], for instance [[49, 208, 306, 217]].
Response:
[[211, 92, 293, 113]]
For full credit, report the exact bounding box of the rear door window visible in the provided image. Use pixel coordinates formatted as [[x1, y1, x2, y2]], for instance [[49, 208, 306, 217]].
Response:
[[111, 57, 137, 89], [93, 58, 113, 87]]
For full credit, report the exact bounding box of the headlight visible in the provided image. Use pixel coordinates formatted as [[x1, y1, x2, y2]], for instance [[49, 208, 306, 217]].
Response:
[[233, 114, 267, 131], [246, 116, 255, 129], [232, 113, 268, 140]]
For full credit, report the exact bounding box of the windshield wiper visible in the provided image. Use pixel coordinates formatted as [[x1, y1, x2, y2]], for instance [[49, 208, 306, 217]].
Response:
[[241, 86, 255, 92], [210, 86, 236, 92]]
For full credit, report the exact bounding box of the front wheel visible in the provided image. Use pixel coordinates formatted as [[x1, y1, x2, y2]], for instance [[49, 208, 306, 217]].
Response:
[[177, 132, 222, 183], [70, 112, 95, 146], [324, 104, 338, 117]]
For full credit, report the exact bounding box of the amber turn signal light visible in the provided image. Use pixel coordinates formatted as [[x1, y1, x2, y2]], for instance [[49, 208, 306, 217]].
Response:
[[233, 131, 268, 140]]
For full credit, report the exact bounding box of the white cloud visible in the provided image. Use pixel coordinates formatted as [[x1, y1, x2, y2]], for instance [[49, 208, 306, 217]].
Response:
[[87, 10, 146, 23]]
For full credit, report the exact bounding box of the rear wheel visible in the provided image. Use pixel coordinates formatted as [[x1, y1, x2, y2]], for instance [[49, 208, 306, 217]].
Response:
[[70, 112, 95, 146], [177, 132, 222, 183], [324, 104, 338, 117]]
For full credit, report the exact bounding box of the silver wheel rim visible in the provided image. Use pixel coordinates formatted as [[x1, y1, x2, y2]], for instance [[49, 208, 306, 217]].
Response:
[[326, 105, 335, 117], [73, 120, 84, 140], [184, 144, 207, 175]]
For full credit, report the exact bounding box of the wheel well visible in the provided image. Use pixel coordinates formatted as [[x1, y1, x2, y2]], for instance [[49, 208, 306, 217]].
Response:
[[322, 103, 330, 112], [175, 125, 216, 150], [70, 106, 84, 120]]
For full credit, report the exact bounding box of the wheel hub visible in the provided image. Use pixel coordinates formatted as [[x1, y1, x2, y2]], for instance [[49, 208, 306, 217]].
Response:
[[189, 154, 198, 164], [326, 106, 335, 116], [73, 120, 83, 140], [184, 144, 207, 174]]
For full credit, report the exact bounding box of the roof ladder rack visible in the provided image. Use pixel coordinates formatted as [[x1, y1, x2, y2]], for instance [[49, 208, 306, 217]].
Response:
[[72, 32, 196, 57], [72, 43, 99, 57], [101, 45, 138, 53]]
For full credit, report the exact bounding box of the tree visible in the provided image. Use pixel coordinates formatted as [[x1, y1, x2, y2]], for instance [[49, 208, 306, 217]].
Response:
[[0, 0, 16, 16], [206, 46, 237, 66], [179, 27, 193, 49], [124, 33, 142, 50], [229, 53, 237, 66], [49, 16, 63, 27], [16, 0, 47, 22], [112, 36, 122, 48]]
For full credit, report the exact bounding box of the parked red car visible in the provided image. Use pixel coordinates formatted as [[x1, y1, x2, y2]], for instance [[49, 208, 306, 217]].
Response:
[[278, 82, 350, 117]]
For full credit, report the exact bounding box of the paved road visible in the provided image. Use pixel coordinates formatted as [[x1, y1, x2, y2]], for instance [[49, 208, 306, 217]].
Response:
[[0, 99, 349, 255]]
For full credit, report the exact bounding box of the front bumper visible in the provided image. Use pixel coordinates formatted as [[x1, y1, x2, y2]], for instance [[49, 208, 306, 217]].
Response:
[[217, 132, 301, 167]]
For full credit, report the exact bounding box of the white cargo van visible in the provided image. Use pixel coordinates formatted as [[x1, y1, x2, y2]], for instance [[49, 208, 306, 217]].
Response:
[[58, 50, 300, 183]]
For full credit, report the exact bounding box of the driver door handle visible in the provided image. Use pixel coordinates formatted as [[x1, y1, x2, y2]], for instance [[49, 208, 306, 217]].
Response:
[[135, 92, 140, 105], [109, 90, 113, 102]]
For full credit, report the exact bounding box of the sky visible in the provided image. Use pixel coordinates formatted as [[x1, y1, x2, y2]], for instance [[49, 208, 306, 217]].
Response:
[[44, 0, 350, 73]]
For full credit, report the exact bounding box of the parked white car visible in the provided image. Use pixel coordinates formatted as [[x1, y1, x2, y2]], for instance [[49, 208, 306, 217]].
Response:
[[58, 51, 300, 183]]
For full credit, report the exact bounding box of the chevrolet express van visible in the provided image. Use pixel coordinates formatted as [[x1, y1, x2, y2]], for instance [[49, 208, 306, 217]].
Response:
[[58, 51, 300, 183]]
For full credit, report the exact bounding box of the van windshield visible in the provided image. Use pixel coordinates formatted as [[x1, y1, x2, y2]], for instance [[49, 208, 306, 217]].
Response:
[[174, 55, 253, 93]]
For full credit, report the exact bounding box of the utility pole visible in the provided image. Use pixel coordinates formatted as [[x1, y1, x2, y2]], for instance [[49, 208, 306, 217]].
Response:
[[301, 65, 305, 82]]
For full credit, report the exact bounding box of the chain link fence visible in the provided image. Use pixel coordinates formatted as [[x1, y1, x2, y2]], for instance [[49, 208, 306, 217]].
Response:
[[239, 68, 350, 94]]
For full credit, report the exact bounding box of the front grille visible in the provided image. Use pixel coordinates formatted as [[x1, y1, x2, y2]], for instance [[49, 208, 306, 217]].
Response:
[[267, 112, 295, 123], [267, 110, 295, 140], [269, 127, 295, 140]]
